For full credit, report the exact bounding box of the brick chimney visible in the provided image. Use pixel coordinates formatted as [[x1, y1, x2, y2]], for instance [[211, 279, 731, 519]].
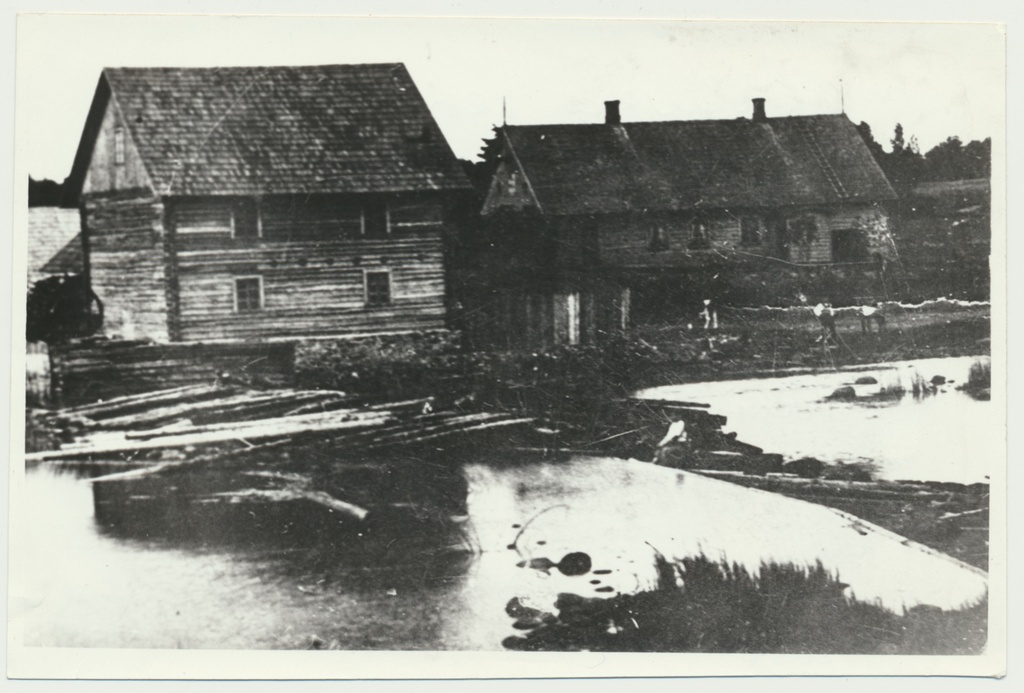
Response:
[[605, 100, 621, 125], [752, 98, 767, 123]]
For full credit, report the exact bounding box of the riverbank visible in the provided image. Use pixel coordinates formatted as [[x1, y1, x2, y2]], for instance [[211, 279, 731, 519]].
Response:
[[632, 299, 991, 387]]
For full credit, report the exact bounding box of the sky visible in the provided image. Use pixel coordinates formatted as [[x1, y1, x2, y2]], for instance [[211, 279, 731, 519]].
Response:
[[16, 13, 1004, 182]]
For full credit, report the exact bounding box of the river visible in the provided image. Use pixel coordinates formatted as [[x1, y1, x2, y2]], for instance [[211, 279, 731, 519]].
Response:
[[639, 355, 995, 484], [11, 356, 993, 650]]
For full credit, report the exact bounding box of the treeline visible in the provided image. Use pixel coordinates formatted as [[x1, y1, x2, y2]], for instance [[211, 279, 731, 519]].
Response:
[[29, 176, 72, 207], [856, 122, 991, 195]]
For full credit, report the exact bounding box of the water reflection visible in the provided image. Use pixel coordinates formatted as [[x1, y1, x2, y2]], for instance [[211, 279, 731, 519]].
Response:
[[19, 462, 485, 650]]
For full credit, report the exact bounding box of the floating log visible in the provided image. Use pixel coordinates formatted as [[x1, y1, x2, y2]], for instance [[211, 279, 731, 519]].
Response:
[[59, 384, 238, 421], [358, 412, 515, 447], [27, 411, 394, 462], [209, 488, 369, 522], [938, 508, 988, 523], [628, 397, 712, 410], [89, 438, 296, 484], [118, 406, 382, 442], [363, 397, 436, 413], [365, 417, 535, 451], [189, 391, 346, 425], [55, 383, 214, 416], [92, 390, 308, 430], [281, 396, 355, 417]]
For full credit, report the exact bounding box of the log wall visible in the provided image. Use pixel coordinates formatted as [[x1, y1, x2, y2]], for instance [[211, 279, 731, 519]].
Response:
[[456, 282, 630, 350], [82, 191, 171, 341], [168, 195, 449, 341], [592, 205, 890, 268]]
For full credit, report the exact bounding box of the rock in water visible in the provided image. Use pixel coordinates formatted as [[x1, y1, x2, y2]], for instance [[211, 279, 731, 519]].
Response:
[[854, 376, 878, 385], [827, 386, 857, 401], [784, 457, 826, 479]]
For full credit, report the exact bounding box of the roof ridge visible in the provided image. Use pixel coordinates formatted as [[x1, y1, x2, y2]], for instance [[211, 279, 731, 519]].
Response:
[[103, 62, 406, 72], [504, 112, 849, 130]]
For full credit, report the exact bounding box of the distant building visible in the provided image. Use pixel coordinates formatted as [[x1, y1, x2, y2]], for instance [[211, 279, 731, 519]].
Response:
[[27, 207, 82, 285], [65, 64, 471, 342], [458, 99, 899, 347]]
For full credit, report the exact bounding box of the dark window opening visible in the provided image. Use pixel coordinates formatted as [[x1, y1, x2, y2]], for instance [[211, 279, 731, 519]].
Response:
[[234, 277, 263, 313], [689, 219, 712, 250], [363, 201, 389, 238], [233, 199, 260, 239], [789, 215, 819, 246], [365, 270, 391, 306], [649, 226, 670, 252], [740, 216, 762, 246], [831, 229, 870, 262]]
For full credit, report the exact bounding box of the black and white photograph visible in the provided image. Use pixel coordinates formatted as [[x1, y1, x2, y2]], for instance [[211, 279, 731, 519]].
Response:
[[5, 6, 1007, 681]]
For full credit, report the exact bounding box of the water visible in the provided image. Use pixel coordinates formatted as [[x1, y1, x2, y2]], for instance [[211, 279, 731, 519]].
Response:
[[14, 457, 987, 650], [639, 356, 995, 484], [12, 356, 993, 650]]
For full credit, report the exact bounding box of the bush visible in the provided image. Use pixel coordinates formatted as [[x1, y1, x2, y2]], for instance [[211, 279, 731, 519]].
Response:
[[293, 331, 465, 399], [503, 554, 987, 654], [292, 330, 666, 407]]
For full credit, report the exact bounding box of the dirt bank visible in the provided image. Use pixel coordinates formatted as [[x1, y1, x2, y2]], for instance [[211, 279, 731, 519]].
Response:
[[692, 471, 989, 571]]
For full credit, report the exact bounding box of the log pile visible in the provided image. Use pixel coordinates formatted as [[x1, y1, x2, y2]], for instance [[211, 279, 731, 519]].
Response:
[[48, 339, 297, 407], [28, 384, 535, 545], [28, 384, 535, 464]]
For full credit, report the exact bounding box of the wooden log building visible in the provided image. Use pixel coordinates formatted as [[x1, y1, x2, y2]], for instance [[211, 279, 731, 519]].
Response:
[[458, 98, 899, 347], [64, 64, 472, 343]]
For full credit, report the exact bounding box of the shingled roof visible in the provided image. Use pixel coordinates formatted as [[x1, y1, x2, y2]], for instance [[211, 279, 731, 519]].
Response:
[[497, 114, 897, 215], [27, 208, 83, 284], [69, 64, 470, 198]]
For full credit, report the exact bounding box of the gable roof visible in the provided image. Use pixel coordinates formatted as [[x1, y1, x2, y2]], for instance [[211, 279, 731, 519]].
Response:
[[67, 64, 470, 199], [492, 114, 897, 216], [27, 207, 83, 283]]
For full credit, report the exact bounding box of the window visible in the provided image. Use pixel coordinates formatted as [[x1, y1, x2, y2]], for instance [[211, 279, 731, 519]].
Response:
[[114, 128, 125, 165], [689, 218, 712, 250], [740, 216, 762, 246], [232, 199, 261, 239], [363, 201, 389, 238], [649, 225, 670, 252], [390, 203, 443, 231], [234, 277, 263, 313], [176, 203, 233, 236], [364, 270, 391, 306], [831, 229, 869, 262], [789, 215, 819, 246]]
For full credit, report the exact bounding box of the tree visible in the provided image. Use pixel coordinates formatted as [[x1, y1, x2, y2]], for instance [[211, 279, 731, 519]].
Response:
[[923, 137, 990, 181], [891, 123, 906, 153], [28, 176, 65, 207], [856, 121, 885, 161]]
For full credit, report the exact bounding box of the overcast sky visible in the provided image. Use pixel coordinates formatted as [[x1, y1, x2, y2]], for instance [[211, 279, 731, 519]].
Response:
[[17, 13, 1004, 181]]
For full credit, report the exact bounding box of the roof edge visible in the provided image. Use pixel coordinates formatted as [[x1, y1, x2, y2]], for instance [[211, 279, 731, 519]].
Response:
[[62, 72, 111, 206]]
